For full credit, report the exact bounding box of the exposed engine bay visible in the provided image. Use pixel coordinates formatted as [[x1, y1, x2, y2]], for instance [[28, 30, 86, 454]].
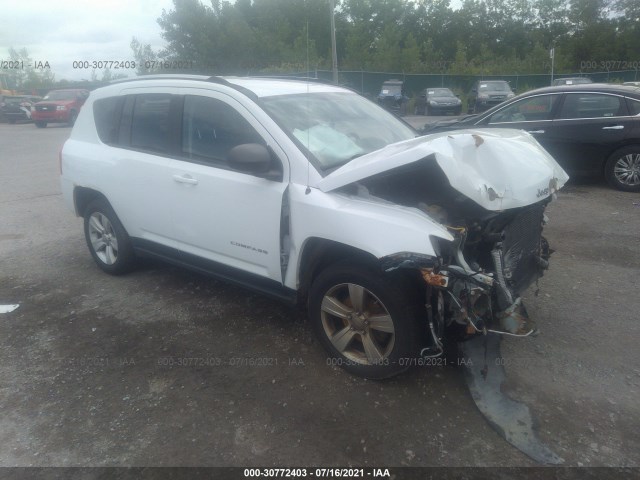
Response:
[[342, 156, 554, 351]]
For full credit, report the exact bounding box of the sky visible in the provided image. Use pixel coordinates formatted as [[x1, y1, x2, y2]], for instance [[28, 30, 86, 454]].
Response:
[[0, 0, 175, 81]]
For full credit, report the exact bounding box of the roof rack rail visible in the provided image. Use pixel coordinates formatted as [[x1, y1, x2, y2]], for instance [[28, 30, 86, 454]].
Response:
[[109, 74, 214, 84], [108, 74, 259, 101], [251, 75, 340, 86]]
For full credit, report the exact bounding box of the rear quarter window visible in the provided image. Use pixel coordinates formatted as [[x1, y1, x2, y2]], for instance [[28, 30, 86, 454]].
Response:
[[627, 98, 640, 116], [93, 97, 123, 145]]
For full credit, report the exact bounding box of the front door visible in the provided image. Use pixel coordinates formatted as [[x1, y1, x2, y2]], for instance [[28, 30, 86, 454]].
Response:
[[167, 91, 289, 284]]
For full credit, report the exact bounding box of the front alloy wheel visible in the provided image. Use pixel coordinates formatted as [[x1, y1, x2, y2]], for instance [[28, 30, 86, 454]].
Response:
[[309, 263, 422, 379], [320, 283, 395, 365], [605, 147, 640, 192]]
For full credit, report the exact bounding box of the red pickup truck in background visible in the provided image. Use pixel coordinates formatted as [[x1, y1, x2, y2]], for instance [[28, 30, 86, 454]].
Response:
[[32, 89, 89, 128]]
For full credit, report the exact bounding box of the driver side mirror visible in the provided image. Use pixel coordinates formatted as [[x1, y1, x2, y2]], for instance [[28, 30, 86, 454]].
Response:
[[227, 143, 282, 181]]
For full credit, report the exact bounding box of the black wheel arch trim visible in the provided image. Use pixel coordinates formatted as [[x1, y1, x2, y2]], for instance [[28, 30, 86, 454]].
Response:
[[74, 186, 110, 218]]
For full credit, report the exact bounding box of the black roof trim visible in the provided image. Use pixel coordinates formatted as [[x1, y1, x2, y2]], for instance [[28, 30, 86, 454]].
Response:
[[205, 76, 259, 102]]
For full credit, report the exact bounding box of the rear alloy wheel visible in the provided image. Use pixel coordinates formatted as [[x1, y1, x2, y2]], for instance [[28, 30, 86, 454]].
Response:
[[309, 263, 422, 379], [84, 199, 136, 274], [605, 146, 640, 192]]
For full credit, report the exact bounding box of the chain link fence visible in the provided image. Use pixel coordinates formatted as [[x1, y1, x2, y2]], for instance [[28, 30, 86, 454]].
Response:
[[273, 69, 640, 98]]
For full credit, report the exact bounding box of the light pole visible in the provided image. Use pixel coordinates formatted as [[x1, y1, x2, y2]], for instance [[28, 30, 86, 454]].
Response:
[[330, 0, 338, 84], [550, 43, 555, 85]]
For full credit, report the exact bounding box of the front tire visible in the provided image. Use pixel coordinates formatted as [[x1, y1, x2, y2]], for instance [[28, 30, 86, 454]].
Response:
[[35, 121, 47, 128], [308, 263, 422, 379], [605, 146, 640, 192], [68, 110, 78, 126], [83, 199, 136, 275]]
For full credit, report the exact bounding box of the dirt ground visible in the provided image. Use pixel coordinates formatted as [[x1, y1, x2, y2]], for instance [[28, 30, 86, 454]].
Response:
[[0, 122, 638, 468]]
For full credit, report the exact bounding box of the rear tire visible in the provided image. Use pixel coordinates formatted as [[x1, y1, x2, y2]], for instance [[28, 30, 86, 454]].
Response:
[[308, 262, 423, 379], [83, 198, 136, 275], [605, 146, 640, 192]]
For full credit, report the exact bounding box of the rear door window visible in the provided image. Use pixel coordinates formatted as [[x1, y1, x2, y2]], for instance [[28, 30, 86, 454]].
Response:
[[130, 94, 173, 153], [558, 93, 626, 119]]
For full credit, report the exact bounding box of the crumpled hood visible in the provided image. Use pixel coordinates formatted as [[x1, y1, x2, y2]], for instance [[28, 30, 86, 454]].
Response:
[[318, 129, 569, 211]]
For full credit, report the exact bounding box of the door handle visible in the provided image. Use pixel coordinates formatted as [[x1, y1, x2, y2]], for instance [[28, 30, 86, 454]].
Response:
[[527, 130, 545, 134], [602, 125, 624, 130], [173, 174, 199, 185]]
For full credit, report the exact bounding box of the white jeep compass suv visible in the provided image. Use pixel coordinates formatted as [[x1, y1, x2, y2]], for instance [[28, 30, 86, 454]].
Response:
[[61, 75, 568, 379]]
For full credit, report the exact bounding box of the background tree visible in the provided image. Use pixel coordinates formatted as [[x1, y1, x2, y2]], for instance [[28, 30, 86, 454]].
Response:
[[149, 0, 640, 77]]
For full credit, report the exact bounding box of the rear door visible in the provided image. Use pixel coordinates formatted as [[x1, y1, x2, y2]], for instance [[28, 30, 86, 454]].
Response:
[[92, 89, 183, 249], [545, 92, 633, 176]]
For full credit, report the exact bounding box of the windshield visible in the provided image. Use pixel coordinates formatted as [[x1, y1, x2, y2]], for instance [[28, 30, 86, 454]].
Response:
[[427, 88, 455, 97], [261, 92, 416, 170], [43, 90, 78, 101], [479, 82, 511, 92]]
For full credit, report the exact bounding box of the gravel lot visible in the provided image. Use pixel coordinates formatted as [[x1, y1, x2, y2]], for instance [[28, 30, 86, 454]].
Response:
[[0, 122, 639, 468]]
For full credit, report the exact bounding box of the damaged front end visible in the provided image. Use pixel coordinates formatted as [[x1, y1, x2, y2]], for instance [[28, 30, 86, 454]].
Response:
[[433, 199, 552, 341], [319, 129, 567, 349], [375, 175, 565, 465], [321, 129, 567, 463], [383, 197, 554, 354]]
